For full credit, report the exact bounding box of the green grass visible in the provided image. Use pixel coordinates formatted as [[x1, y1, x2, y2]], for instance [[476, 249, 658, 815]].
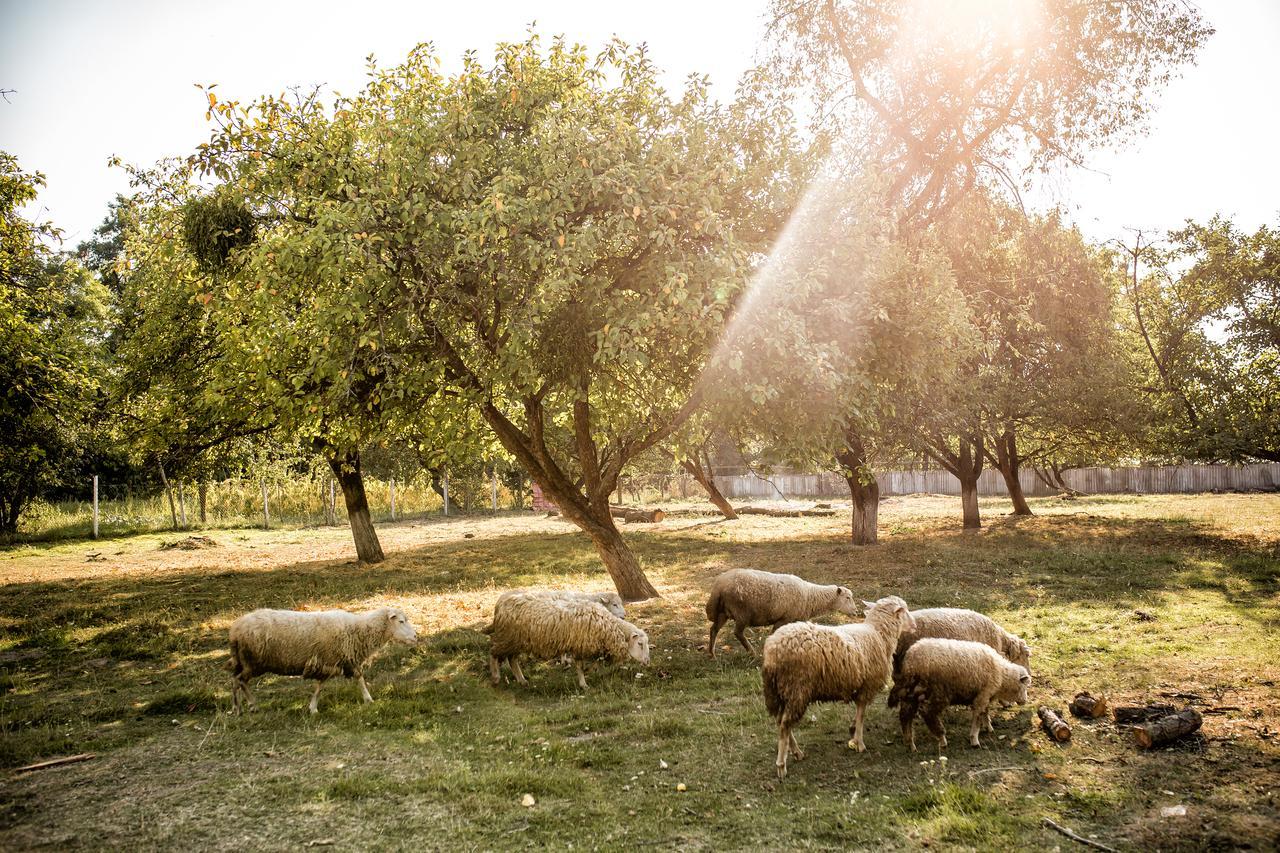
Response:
[[1, 494, 1277, 850]]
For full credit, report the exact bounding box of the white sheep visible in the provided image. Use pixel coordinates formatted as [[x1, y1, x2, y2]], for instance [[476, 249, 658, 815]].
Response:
[[227, 607, 418, 714], [894, 607, 1030, 730], [705, 568, 859, 658], [761, 595, 915, 779], [888, 638, 1031, 750], [495, 588, 626, 619], [482, 593, 649, 689]]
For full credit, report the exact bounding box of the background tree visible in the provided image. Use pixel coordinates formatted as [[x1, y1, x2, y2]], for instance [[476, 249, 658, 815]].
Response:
[[0, 153, 109, 534]]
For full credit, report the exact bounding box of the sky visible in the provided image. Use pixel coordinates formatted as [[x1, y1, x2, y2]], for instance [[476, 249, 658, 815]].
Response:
[[2, 0, 1278, 247]]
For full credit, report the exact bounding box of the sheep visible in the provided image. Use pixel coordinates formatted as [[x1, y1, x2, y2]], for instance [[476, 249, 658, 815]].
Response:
[[705, 568, 859, 659], [482, 593, 649, 689], [494, 588, 626, 619], [888, 638, 1031, 751], [761, 595, 915, 779], [894, 607, 1031, 730], [227, 607, 418, 714]]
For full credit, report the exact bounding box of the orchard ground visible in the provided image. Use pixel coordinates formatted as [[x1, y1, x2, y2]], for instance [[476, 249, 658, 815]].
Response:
[[2, 493, 1278, 850]]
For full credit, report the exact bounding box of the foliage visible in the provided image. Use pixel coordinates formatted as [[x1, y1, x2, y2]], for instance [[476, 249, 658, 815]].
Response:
[[0, 152, 110, 534], [770, 0, 1212, 225], [1125, 217, 1280, 462]]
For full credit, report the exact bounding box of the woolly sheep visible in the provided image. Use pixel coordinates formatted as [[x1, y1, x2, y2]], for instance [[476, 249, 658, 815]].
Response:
[[705, 568, 858, 659], [895, 607, 1031, 673], [761, 595, 915, 779], [495, 588, 626, 619], [888, 638, 1031, 751], [483, 593, 649, 689], [227, 607, 418, 714]]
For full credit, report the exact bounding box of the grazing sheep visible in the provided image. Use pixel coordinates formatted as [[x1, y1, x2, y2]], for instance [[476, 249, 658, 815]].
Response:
[[761, 595, 915, 779], [705, 568, 859, 659], [483, 593, 649, 689], [888, 638, 1031, 751], [894, 607, 1030, 730], [495, 588, 626, 619], [227, 607, 418, 714]]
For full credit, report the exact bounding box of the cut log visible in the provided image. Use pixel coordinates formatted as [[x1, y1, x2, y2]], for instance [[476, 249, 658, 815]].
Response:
[[1133, 708, 1203, 749], [1068, 692, 1109, 719], [733, 506, 837, 518], [1113, 704, 1175, 725], [609, 506, 665, 524], [1038, 706, 1072, 742]]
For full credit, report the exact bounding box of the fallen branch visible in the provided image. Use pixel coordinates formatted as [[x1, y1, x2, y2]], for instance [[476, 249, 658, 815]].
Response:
[[1038, 707, 1072, 742], [1042, 817, 1117, 852], [15, 753, 96, 773], [610, 506, 665, 524], [1069, 692, 1108, 719], [733, 506, 836, 518]]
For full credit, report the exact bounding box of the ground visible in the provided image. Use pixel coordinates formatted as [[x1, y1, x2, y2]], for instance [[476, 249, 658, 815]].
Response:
[[1, 493, 1278, 851]]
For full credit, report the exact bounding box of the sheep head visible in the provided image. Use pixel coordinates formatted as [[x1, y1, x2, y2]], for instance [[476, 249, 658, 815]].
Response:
[[627, 628, 650, 665], [862, 596, 915, 631], [383, 608, 419, 646], [832, 586, 859, 615]]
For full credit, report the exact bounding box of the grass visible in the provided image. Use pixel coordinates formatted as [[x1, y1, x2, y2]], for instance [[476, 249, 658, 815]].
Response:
[[1, 493, 1277, 850]]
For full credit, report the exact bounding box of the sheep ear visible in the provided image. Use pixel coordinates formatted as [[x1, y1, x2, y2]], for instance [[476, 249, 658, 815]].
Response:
[[1020, 674, 1032, 685], [861, 600, 876, 610]]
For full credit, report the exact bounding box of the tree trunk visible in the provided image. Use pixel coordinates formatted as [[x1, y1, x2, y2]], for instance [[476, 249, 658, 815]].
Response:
[[328, 451, 385, 564], [585, 515, 658, 601], [677, 457, 738, 519], [960, 473, 981, 529], [198, 481, 208, 524], [835, 427, 878, 545], [993, 428, 1033, 515], [157, 460, 178, 531]]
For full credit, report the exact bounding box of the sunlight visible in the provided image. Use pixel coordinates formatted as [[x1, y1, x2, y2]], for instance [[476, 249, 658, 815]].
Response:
[[897, 0, 1047, 57]]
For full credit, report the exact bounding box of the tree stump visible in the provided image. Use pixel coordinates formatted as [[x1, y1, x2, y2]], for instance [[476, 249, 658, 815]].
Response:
[[1038, 706, 1072, 742], [1133, 708, 1202, 748], [1069, 691, 1109, 719]]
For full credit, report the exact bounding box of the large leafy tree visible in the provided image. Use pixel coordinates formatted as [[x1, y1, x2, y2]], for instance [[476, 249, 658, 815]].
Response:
[[0, 153, 110, 534], [178, 37, 798, 598], [1124, 218, 1280, 463]]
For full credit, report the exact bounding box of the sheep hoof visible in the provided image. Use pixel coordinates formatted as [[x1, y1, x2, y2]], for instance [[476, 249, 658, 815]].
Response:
[[846, 738, 865, 753], [775, 764, 787, 780]]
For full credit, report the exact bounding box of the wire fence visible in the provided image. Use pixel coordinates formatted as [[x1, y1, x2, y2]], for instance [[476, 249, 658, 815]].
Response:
[[17, 473, 526, 542]]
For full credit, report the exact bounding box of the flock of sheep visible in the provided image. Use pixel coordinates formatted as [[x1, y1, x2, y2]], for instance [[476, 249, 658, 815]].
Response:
[[225, 567, 1032, 780]]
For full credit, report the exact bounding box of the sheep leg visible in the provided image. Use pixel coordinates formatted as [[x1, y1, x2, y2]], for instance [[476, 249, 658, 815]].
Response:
[[775, 724, 792, 780], [849, 701, 868, 752], [237, 677, 256, 713], [489, 654, 501, 685], [923, 707, 947, 751], [733, 624, 757, 657], [707, 613, 728, 659], [969, 699, 990, 747], [788, 731, 804, 761], [356, 671, 373, 704], [984, 710, 995, 733], [509, 656, 528, 685], [308, 680, 324, 714], [572, 659, 588, 690], [230, 677, 242, 715], [899, 702, 917, 751]]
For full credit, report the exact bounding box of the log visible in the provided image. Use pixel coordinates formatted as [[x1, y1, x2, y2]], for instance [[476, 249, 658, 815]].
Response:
[[1038, 706, 1072, 742], [733, 506, 836, 518], [1133, 708, 1203, 749], [609, 506, 665, 524], [1113, 704, 1175, 725], [1068, 692, 1109, 719], [15, 753, 96, 773]]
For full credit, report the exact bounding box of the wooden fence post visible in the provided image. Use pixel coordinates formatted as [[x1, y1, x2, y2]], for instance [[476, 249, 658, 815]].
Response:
[[390, 478, 397, 521], [443, 470, 450, 517], [491, 466, 498, 512], [261, 481, 270, 529], [92, 475, 99, 539], [178, 483, 187, 529], [328, 477, 336, 525]]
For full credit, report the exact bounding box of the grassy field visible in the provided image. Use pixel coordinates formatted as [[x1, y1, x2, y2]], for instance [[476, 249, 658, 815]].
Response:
[[1, 493, 1277, 850]]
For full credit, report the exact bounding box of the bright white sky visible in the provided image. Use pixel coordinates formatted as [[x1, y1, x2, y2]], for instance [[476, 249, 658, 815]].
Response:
[[1, 0, 1277, 246]]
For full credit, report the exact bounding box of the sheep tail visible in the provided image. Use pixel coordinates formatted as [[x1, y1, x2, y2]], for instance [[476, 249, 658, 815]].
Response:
[[225, 640, 242, 675], [705, 588, 722, 622], [761, 664, 785, 721], [479, 621, 494, 635], [887, 679, 906, 708]]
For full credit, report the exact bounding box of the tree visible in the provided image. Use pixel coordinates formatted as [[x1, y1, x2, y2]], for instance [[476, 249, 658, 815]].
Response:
[[1123, 219, 1280, 463], [179, 37, 799, 599], [770, 0, 1211, 228], [0, 153, 109, 534]]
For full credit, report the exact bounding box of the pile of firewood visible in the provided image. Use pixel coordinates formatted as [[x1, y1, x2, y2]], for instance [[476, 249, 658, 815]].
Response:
[[1040, 690, 1204, 748]]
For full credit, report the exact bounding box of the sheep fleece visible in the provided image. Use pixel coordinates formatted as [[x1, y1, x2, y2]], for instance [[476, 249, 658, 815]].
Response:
[[485, 595, 641, 663], [228, 608, 401, 680], [896, 608, 1030, 671], [706, 568, 852, 628], [495, 588, 625, 619]]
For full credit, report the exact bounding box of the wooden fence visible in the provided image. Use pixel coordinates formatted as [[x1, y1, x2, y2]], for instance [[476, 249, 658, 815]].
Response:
[[714, 463, 1280, 500]]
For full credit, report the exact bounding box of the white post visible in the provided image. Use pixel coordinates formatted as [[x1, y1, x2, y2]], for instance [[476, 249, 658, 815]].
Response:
[[178, 483, 187, 528], [390, 478, 397, 521], [328, 477, 336, 525], [261, 481, 270, 529], [443, 470, 450, 517], [92, 475, 99, 539], [491, 467, 498, 512]]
